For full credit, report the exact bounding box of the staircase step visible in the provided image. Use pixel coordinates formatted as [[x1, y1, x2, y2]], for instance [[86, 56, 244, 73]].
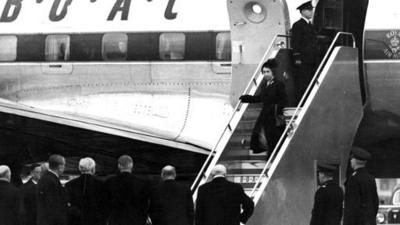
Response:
[[220, 154, 267, 161], [227, 135, 252, 145], [235, 121, 256, 131], [222, 160, 267, 169], [227, 168, 264, 174], [226, 174, 268, 188], [232, 128, 255, 136]]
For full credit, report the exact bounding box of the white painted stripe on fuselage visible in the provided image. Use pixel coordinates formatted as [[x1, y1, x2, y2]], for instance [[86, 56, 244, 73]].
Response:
[[364, 0, 400, 30], [0, 0, 229, 33]]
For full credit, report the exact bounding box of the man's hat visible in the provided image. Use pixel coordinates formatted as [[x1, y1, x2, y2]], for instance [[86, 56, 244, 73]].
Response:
[[350, 147, 371, 161], [318, 164, 336, 175], [297, 1, 313, 11], [30, 163, 41, 171]]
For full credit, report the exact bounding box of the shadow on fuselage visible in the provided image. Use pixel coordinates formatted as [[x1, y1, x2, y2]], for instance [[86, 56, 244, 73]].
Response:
[[353, 107, 400, 178], [0, 110, 206, 186]]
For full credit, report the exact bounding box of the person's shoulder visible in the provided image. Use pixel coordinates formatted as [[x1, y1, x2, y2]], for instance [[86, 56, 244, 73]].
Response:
[[104, 174, 118, 185], [133, 174, 150, 183], [64, 177, 76, 188], [175, 182, 191, 192], [38, 172, 54, 184], [21, 179, 34, 188], [223, 179, 244, 191], [1, 182, 20, 195], [292, 19, 305, 27], [199, 180, 214, 191]]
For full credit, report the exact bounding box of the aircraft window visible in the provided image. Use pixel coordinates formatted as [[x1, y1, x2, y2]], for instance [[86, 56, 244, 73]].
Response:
[[45, 35, 70, 61], [0, 36, 17, 61], [159, 33, 185, 60], [102, 33, 128, 61], [17, 35, 45, 61], [70, 34, 102, 61], [216, 32, 231, 60], [127, 33, 159, 60], [185, 32, 213, 60]]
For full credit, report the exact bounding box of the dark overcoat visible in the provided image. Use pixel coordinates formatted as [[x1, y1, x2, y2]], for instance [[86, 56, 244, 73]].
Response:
[[240, 79, 287, 153], [310, 180, 344, 225], [291, 18, 319, 64], [149, 179, 194, 225], [105, 172, 151, 225], [195, 177, 254, 225], [343, 167, 379, 225], [291, 18, 320, 102], [65, 174, 106, 225], [0, 180, 20, 225], [21, 179, 38, 225], [37, 171, 68, 225]]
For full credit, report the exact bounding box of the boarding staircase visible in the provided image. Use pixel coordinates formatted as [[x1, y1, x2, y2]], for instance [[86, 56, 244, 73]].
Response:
[[192, 32, 364, 224], [191, 34, 291, 195]]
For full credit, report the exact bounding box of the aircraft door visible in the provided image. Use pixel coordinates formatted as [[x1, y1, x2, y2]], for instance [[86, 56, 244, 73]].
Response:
[[227, 0, 290, 105]]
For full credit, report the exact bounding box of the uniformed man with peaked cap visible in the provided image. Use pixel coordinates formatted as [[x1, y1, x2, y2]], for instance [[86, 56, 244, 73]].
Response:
[[310, 164, 343, 225], [343, 147, 379, 225], [297, 1, 313, 10], [291, 0, 320, 104]]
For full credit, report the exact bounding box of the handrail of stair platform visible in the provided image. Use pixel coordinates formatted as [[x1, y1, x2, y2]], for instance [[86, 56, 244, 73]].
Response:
[[249, 32, 356, 202], [191, 34, 291, 192]]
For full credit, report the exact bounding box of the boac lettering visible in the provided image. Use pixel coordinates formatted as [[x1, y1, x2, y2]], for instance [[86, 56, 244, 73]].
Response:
[[49, 0, 73, 21], [0, 0, 22, 22], [164, 0, 177, 20], [107, 0, 131, 21]]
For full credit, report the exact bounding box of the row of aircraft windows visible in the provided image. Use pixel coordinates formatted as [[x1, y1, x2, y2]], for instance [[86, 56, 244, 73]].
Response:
[[0, 32, 231, 62]]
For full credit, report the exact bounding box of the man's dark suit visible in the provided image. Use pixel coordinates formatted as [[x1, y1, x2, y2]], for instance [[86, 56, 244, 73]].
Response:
[[149, 179, 194, 225], [343, 167, 379, 225], [21, 179, 38, 225], [105, 172, 151, 225], [65, 174, 106, 225], [291, 18, 320, 102], [240, 79, 287, 153], [0, 180, 20, 225], [195, 177, 254, 225], [310, 180, 344, 225], [37, 171, 68, 225]]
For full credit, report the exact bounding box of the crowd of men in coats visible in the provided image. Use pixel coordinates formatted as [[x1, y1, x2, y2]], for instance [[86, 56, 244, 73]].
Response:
[[0, 146, 382, 225], [0, 154, 254, 225]]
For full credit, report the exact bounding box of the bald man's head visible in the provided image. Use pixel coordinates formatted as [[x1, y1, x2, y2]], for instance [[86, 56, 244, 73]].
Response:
[[118, 155, 133, 172], [161, 165, 176, 180], [79, 157, 96, 174], [0, 165, 11, 182], [211, 164, 227, 178]]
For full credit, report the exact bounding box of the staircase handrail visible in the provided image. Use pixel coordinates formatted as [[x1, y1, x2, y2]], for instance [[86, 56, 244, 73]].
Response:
[[191, 34, 291, 192], [249, 32, 356, 200]]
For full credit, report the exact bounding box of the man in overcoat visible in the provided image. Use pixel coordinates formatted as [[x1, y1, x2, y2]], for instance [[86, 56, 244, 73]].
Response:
[[105, 155, 151, 225], [0, 165, 21, 225], [195, 164, 254, 225], [37, 154, 68, 225], [291, 1, 320, 103], [65, 157, 105, 225], [310, 164, 343, 225], [21, 163, 42, 225], [343, 147, 379, 225], [149, 165, 194, 225]]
